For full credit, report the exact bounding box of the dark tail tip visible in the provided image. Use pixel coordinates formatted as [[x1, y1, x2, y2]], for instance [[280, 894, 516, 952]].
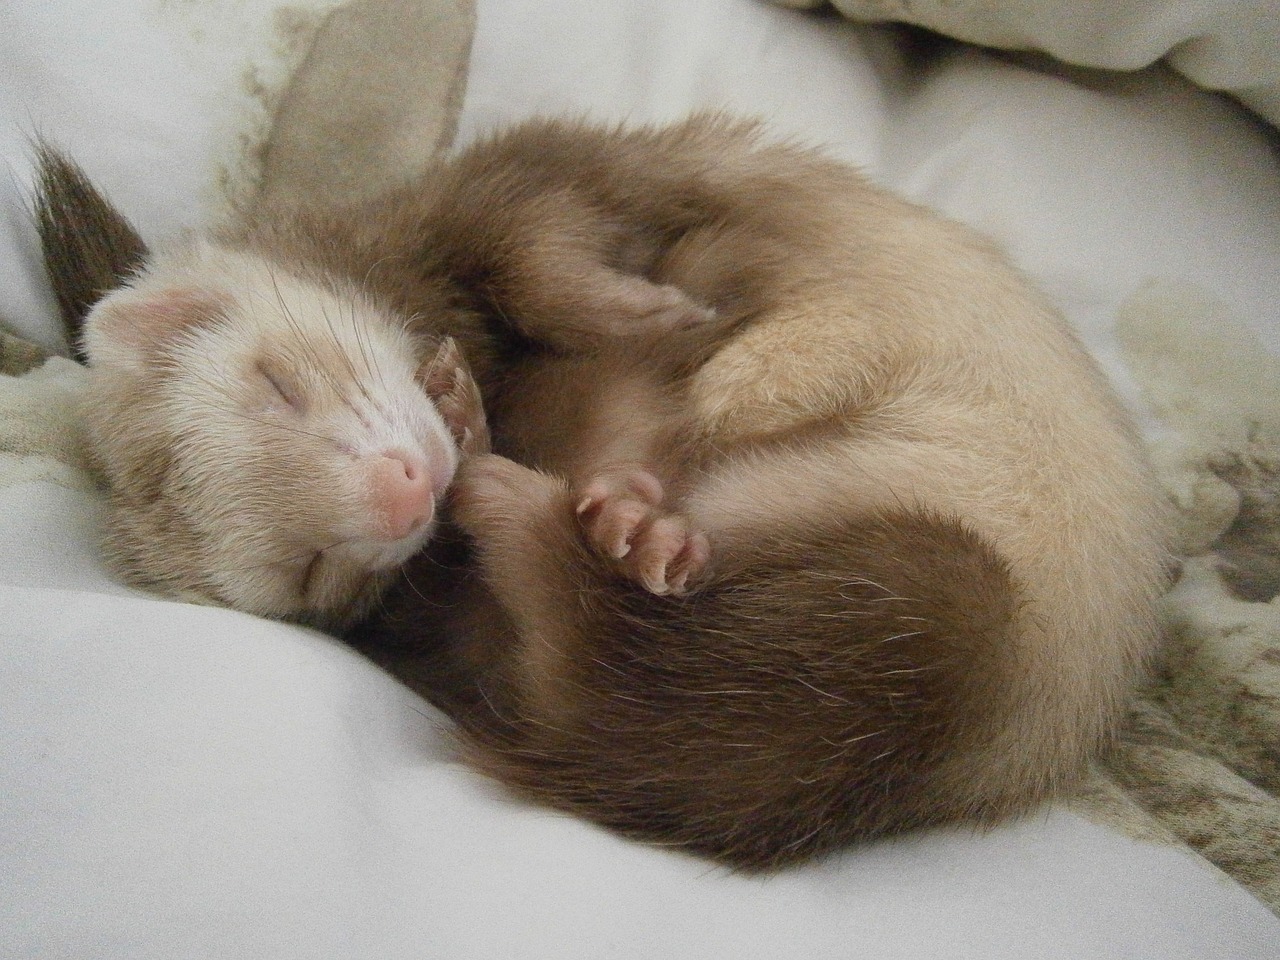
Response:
[[32, 143, 149, 362]]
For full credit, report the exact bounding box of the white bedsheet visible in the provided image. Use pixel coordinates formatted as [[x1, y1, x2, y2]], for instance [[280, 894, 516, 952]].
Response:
[[3, 0, 1279, 956]]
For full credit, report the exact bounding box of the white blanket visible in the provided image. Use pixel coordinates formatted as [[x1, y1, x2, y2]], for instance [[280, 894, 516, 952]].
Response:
[[3, 1, 1280, 956], [781, 0, 1280, 129]]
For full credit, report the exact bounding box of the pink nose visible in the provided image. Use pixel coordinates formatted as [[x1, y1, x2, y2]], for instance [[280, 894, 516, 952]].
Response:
[[371, 450, 435, 540]]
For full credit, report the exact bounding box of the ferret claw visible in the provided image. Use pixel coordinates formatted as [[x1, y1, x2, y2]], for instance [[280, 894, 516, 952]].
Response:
[[575, 469, 709, 595]]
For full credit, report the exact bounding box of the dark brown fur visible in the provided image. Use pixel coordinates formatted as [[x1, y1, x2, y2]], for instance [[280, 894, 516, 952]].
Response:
[[365, 493, 1025, 868], [34, 144, 148, 361]]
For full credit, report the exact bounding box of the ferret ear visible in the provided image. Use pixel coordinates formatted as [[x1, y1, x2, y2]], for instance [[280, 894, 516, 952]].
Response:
[[81, 284, 229, 371], [415, 336, 464, 400]]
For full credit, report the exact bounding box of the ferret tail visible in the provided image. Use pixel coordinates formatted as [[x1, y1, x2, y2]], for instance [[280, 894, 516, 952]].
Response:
[[456, 504, 1058, 871], [33, 144, 149, 361]]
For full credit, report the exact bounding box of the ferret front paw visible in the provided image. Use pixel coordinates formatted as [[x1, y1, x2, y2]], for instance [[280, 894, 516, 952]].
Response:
[[418, 336, 491, 457], [575, 469, 710, 595]]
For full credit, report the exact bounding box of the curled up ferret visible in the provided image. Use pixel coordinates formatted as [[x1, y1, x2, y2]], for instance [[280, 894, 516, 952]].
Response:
[[38, 116, 1172, 869]]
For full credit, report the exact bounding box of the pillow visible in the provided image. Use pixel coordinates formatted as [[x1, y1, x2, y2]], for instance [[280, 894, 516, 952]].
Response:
[[779, 0, 1280, 127]]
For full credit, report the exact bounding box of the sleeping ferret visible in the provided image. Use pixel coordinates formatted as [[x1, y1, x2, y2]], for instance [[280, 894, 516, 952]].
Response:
[[38, 115, 1171, 869]]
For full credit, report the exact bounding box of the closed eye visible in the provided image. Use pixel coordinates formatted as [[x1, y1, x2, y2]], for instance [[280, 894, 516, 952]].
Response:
[[257, 359, 304, 411], [298, 550, 324, 598]]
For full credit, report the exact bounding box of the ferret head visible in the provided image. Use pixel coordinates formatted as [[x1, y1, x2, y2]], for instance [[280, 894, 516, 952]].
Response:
[[80, 242, 464, 628]]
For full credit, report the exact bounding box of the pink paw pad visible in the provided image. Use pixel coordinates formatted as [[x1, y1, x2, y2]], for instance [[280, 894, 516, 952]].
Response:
[[629, 515, 711, 596], [575, 470, 710, 595]]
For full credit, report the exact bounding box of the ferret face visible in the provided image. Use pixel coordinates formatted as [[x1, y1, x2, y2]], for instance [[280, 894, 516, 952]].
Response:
[[81, 243, 459, 628]]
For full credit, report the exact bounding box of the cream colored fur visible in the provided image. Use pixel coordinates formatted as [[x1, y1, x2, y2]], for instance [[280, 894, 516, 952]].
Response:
[[684, 212, 1170, 789], [82, 243, 461, 626]]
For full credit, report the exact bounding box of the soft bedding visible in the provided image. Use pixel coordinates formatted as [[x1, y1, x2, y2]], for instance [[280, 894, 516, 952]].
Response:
[[3, 0, 1280, 956], [780, 0, 1280, 129]]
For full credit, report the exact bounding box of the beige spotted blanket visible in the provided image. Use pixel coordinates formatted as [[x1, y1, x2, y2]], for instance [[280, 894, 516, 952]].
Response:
[[1069, 282, 1280, 912]]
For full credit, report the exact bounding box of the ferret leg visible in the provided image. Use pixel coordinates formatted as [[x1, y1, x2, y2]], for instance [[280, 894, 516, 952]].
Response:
[[494, 221, 717, 348], [453, 450, 708, 600], [448, 453, 586, 634], [521, 357, 712, 595], [512, 267, 716, 348]]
